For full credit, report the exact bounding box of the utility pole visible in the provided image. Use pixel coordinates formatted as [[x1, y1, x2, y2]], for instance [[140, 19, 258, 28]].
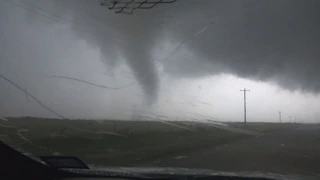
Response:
[[240, 88, 250, 127], [278, 111, 282, 123]]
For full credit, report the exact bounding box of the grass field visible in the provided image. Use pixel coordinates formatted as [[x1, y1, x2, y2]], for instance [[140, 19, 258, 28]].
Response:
[[0, 117, 294, 167], [226, 121, 299, 133]]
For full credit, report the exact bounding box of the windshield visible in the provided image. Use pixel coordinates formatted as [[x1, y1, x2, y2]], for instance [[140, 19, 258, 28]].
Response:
[[1, 0, 320, 177]]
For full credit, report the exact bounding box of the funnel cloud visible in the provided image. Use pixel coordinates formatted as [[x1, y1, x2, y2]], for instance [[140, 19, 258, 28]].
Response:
[[42, 0, 320, 97], [1, 0, 320, 121]]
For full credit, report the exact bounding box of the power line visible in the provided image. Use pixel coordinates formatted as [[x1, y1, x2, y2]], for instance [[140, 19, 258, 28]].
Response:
[[50, 75, 134, 90], [0, 73, 128, 137], [240, 88, 250, 127], [0, 73, 66, 119], [7, 0, 216, 92], [16, 0, 129, 43], [3, 0, 62, 24], [3, 0, 137, 89], [18, 0, 215, 88]]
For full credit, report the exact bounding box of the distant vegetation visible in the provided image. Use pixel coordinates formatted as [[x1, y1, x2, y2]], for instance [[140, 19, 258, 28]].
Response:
[[0, 117, 294, 167]]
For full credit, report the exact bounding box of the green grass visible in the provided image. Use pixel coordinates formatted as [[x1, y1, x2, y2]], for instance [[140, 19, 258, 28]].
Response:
[[1, 118, 252, 167], [226, 122, 297, 133]]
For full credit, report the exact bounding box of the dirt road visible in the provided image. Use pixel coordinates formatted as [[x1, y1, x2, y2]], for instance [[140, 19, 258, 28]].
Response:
[[143, 124, 320, 176]]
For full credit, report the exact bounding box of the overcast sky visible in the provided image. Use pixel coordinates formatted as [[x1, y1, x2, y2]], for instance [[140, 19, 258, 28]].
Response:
[[1, 0, 320, 122]]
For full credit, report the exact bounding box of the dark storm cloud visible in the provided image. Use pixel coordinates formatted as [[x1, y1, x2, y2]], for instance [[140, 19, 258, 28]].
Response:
[[52, 0, 171, 104], [164, 0, 320, 92], [17, 0, 165, 104], [12, 0, 320, 103], [92, 0, 320, 94]]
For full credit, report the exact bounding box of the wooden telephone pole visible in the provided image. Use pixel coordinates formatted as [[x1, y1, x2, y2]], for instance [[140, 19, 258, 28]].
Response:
[[240, 88, 250, 127]]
